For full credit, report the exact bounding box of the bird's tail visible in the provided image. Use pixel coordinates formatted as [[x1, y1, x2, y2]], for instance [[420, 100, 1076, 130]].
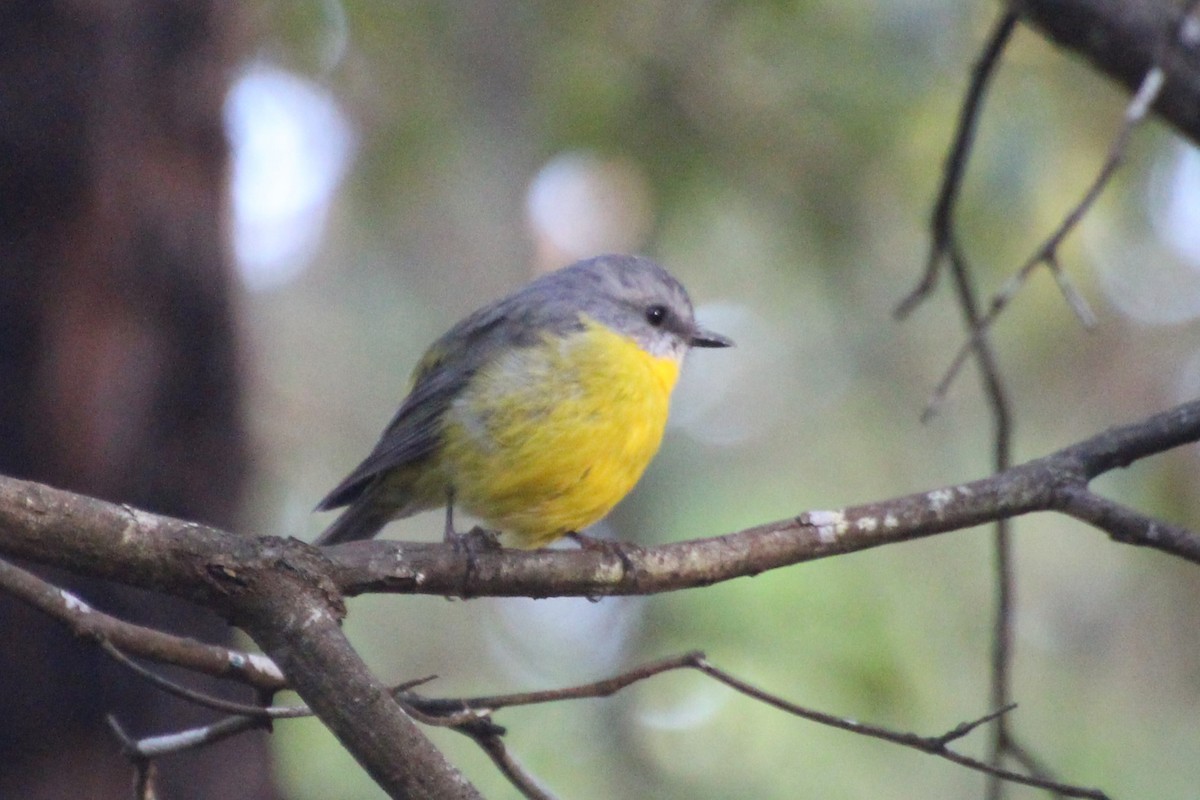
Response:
[[313, 498, 393, 545]]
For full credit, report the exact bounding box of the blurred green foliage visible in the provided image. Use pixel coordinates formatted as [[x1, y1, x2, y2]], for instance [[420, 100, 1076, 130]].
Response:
[[240, 1, 1200, 797]]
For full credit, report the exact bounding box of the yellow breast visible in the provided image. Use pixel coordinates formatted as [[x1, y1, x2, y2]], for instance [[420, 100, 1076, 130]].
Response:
[[440, 317, 681, 547]]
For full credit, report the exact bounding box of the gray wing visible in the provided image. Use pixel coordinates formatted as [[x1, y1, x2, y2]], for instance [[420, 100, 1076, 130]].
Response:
[[315, 290, 576, 511]]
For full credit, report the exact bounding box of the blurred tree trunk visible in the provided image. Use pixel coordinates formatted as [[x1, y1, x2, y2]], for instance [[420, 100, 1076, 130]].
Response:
[[0, 2, 278, 798]]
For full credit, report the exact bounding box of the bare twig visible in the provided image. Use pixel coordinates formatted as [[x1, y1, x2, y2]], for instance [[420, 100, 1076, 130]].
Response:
[[906, 13, 1024, 797], [3, 402, 1200, 798], [898, 16, 1024, 788], [418, 648, 1104, 798], [696, 657, 1107, 798], [1057, 485, 1200, 553], [108, 712, 266, 760], [98, 639, 304, 719], [396, 655, 707, 799], [1047, 253, 1099, 328], [404, 650, 1105, 798], [4, 403, 1200, 605], [926, 0, 1200, 416], [394, 699, 503, 733], [0, 557, 286, 692], [987, 526, 1016, 799], [1013, 0, 1200, 146], [463, 731, 558, 800], [1, 517, 484, 797], [946, 229, 1018, 800], [896, 9, 1018, 319], [403, 651, 703, 715], [1005, 735, 1070, 800], [107, 715, 160, 800], [915, 8, 1200, 798], [933, 703, 1017, 746]]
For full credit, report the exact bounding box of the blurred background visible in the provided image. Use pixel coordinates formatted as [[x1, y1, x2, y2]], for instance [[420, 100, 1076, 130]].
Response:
[[4, 1, 1200, 798]]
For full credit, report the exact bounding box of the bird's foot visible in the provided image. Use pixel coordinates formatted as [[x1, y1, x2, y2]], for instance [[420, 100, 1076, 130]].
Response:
[[566, 531, 625, 553], [444, 525, 501, 600], [448, 522, 504, 554], [566, 532, 636, 584]]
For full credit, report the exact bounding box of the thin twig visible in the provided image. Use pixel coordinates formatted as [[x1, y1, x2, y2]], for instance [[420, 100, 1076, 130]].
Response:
[[398, 659, 707, 800], [940, 242, 1018, 800], [106, 715, 160, 800], [692, 658, 1108, 799], [925, 0, 1200, 416], [1056, 485, 1200, 554], [98, 640, 305, 719], [108, 712, 266, 760], [896, 10, 1018, 319], [913, 45, 1021, 781], [1047, 253, 1099, 328], [0, 557, 285, 691], [1005, 735, 1070, 800], [987, 525, 1014, 800], [404, 650, 1106, 799], [396, 698, 504, 733], [464, 730, 559, 800], [402, 651, 703, 715], [933, 703, 1017, 746], [923, 7, 1200, 798]]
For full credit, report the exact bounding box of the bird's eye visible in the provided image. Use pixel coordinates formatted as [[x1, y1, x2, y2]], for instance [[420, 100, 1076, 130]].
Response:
[[645, 304, 669, 327]]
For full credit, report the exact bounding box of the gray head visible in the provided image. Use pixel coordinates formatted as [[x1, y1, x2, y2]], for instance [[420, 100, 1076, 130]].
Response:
[[522, 254, 733, 359]]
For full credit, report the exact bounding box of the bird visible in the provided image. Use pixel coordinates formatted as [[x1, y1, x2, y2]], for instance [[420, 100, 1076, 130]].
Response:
[[313, 253, 731, 549]]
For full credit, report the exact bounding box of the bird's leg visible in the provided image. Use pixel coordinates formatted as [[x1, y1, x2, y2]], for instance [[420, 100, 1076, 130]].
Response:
[[442, 489, 504, 601], [443, 488, 477, 600], [443, 488, 501, 551], [442, 490, 459, 544]]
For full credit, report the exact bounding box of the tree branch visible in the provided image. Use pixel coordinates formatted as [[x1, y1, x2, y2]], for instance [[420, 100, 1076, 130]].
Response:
[[96, 639, 298, 719], [924, 1, 1194, 415], [0, 557, 286, 692], [896, 9, 1019, 319], [109, 713, 269, 760], [1, 401, 1198, 797], [3, 393, 1193, 798], [1, 401, 1198, 604], [0, 503, 480, 797], [226, 556, 482, 799], [406, 651, 1105, 799], [1010, 0, 1200, 146]]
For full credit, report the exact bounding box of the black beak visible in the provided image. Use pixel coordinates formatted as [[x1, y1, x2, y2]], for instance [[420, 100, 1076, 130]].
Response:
[[690, 327, 734, 348]]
